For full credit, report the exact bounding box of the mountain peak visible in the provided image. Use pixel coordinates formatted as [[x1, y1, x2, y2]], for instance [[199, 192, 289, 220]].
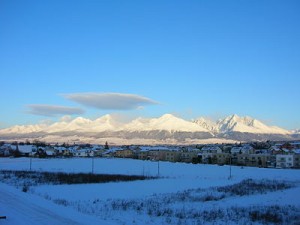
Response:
[[95, 114, 113, 122], [217, 115, 289, 134], [193, 117, 218, 132], [159, 114, 178, 120], [231, 114, 239, 119], [0, 114, 292, 142], [71, 117, 91, 123]]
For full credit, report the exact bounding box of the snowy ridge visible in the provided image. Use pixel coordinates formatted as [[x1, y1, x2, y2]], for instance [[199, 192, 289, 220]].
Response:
[[123, 114, 209, 132], [0, 124, 46, 134], [194, 114, 290, 135], [292, 129, 300, 134], [193, 117, 218, 133], [217, 114, 290, 134], [0, 113, 294, 143]]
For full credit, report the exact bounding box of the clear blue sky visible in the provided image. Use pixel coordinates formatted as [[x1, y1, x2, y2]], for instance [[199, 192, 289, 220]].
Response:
[[0, 0, 299, 130]]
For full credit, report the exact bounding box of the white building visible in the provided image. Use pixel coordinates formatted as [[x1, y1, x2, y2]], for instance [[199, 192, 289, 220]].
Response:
[[201, 146, 222, 154], [276, 154, 294, 168], [74, 149, 94, 157]]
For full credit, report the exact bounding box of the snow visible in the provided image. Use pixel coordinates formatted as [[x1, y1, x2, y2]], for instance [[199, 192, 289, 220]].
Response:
[[2, 113, 291, 135], [0, 114, 294, 145], [123, 114, 209, 132], [0, 182, 114, 225], [194, 117, 218, 132], [217, 114, 290, 134], [196, 114, 291, 134], [0, 157, 299, 224], [0, 124, 46, 134]]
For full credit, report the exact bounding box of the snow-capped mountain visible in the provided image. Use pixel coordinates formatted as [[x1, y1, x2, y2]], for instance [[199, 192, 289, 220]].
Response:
[[46, 117, 92, 133], [89, 114, 120, 132], [193, 117, 218, 133], [194, 115, 290, 135], [124, 114, 209, 132], [0, 124, 46, 134], [0, 114, 295, 144], [46, 115, 121, 133], [216, 114, 290, 135]]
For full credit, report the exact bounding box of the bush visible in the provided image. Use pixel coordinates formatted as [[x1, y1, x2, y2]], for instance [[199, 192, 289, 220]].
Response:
[[217, 179, 292, 196], [53, 199, 69, 207], [22, 185, 29, 192], [0, 170, 154, 186]]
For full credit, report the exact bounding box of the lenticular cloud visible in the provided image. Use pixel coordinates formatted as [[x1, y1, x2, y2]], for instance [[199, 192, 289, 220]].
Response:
[[27, 104, 84, 116], [62, 92, 159, 110]]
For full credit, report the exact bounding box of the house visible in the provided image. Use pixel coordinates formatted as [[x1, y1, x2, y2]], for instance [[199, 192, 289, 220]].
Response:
[[164, 151, 180, 162], [45, 148, 56, 157], [291, 142, 300, 149], [201, 146, 222, 154], [293, 154, 300, 168], [276, 154, 294, 168], [74, 149, 94, 157], [0, 144, 12, 157], [138, 150, 149, 160], [102, 148, 118, 158], [8, 144, 35, 157], [115, 149, 134, 158], [237, 154, 273, 167], [254, 149, 270, 154], [213, 153, 231, 165], [180, 151, 197, 163], [198, 146, 222, 164], [241, 145, 255, 154], [147, 150, 166, 161], [54, 146, 72, 156], [230, 147, 242, 154]]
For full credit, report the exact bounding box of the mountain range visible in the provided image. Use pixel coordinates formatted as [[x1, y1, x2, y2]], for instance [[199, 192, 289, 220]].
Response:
[[0, 114, 298, 144]]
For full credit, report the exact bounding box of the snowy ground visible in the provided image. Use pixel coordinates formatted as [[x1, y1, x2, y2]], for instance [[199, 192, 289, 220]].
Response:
[[0, 157, 300, 224]]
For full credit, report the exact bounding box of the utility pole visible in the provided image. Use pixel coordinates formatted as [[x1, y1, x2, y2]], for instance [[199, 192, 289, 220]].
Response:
[[157, 150, 160, 177], [229, 154, 232, 179], [158, 159, 160, 177], [91, 154, 94, 174], [29, 157, 32, 171]]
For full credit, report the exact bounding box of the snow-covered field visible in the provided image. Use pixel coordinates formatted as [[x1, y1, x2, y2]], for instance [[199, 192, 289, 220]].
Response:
[[0, 158, 299, 224]]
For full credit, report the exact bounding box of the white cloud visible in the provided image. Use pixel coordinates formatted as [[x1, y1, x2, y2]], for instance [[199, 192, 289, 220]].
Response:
[[62, 92, 159, 110], [27, 104, 84, 117]]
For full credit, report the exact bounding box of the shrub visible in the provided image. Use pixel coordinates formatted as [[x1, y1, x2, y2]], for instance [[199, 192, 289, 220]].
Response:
[[22, 185, 29, 192], [0, 170, 154, 186]]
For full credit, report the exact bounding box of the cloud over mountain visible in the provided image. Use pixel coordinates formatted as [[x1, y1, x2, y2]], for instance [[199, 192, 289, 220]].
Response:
[[63, 92, 159, 110], [27, 104, 84, 117]]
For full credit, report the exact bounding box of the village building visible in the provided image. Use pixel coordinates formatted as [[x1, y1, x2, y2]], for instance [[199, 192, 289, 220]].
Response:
[[237, 154, 273, 167], [115, 149, 134, 158], [276, 154, 295, 168]]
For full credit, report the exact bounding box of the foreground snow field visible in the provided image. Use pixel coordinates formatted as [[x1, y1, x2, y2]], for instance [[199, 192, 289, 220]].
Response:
[[0, 157, 299, 224]]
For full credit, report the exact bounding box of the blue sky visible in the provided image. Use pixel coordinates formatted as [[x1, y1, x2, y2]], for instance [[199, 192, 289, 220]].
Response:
[[0, 0, 299, 130]]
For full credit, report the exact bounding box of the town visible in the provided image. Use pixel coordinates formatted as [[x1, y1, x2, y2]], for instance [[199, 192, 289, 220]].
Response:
[[0, 140, 299, 169]]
